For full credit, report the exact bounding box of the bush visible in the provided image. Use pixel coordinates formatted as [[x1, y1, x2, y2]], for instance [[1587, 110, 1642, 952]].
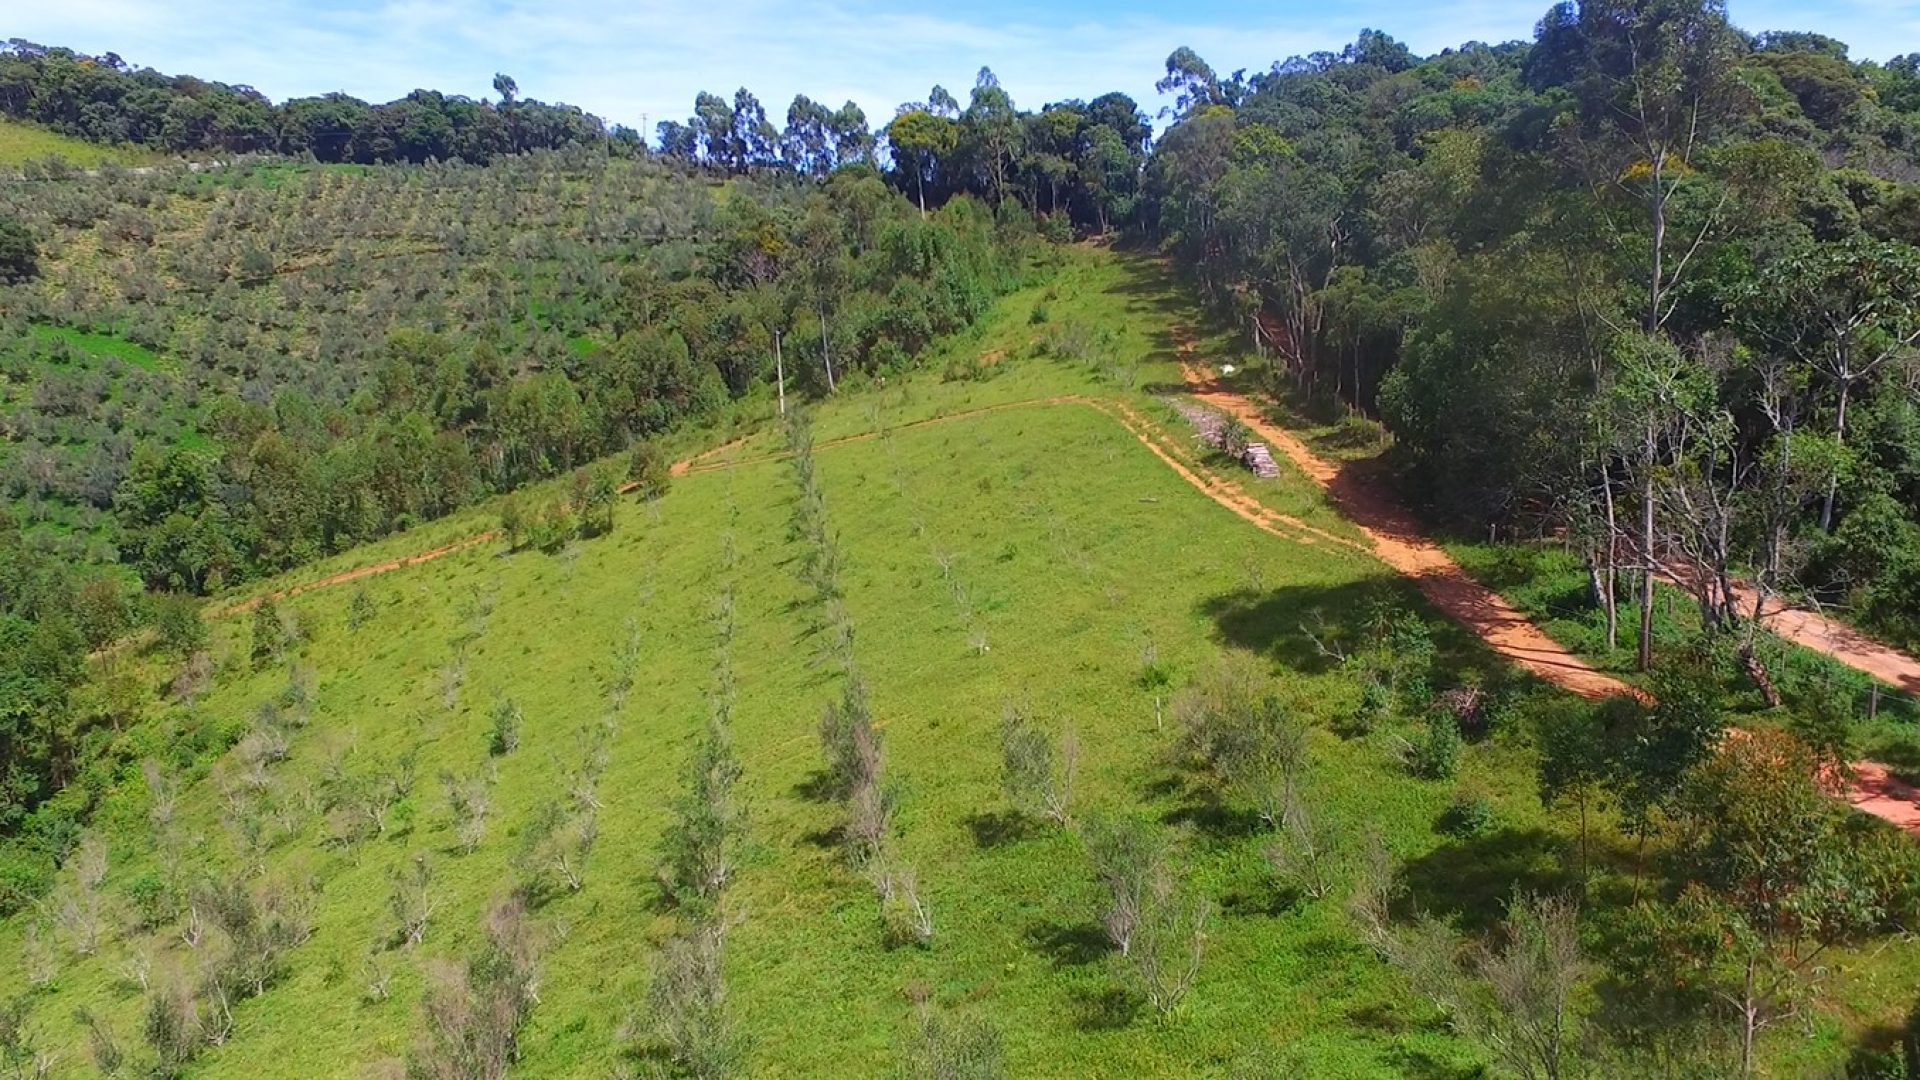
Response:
[[1406, 713, 1463, 781], [1438, 791, 1496, 838], [898, 1004, 1004, 1079], [629, 439, 672, 501], [0, 845, 54, 916], [1349, 677, 1392, 735], [1218, 417, 1252, 459], [488, 697, 522, 756], [0, 214, 36, 284], [249, 598, 284, 669], [499, 495, 528, 551]]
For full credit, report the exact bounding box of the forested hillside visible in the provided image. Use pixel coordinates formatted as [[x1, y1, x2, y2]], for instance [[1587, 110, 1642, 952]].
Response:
[[0, 44, 614, 162], [1136, 11, 1920, 660]]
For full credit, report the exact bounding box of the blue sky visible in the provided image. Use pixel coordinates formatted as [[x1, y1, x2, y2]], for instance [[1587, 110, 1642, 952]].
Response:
[[12, 1, 1919, 133]]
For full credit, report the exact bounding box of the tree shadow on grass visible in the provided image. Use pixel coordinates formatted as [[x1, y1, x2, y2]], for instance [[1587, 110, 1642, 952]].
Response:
[[1867, 736, 1920, 786], [1219, 881, 1302, 918], [1025, 920, 1111, 969], [1396, 826, 1575, 935], [1161, 785, 1265, 841], [1380, 1046, 1486, 1080], [1067, 985, 1140, 1031], [799, 823, 846, 851], [1139, 380, 1192, 396], [1199, 579, 1408, 676], [962, 809, 1033, 849], [1199, 580, 1505, 686], [792, 769, 840, 804]]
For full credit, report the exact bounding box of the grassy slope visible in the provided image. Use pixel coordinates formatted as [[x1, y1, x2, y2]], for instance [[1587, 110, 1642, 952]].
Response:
[[0, 248, 1908, 1076], [1247, 368, 1920, 1068], [0, 118, 154, 168]]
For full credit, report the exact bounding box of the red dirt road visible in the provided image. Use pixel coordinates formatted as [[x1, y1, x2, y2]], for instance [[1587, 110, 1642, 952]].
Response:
[[1177, 348, 1920, 835], [1179, 355, 1635, 701], [214, 534, 498, 617]]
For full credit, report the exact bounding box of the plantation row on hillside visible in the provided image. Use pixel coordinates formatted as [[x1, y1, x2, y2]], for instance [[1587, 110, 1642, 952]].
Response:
[[0, 155, 1050, 897]]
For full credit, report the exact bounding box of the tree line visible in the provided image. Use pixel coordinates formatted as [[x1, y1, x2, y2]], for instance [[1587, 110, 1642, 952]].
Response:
[[0, 41, 615, 163], [652, 70, 1153, 234], [1137, 7, 1920, 660]]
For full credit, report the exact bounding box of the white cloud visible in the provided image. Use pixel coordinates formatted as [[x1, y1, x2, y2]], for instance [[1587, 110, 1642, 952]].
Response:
[[10, 0, 1914, 140]]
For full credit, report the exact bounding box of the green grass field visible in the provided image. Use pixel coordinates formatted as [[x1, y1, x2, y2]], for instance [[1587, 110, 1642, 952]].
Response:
[[1, 249, 1913, 1077], [27, 325, 170, 373], [0, 118, 154, 169]]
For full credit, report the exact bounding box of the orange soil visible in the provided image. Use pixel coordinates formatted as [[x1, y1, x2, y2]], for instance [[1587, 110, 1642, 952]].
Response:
[[1178, 349, 1634, 702], [213, 534, 498, 617], [1177, 338, 1918, 835]]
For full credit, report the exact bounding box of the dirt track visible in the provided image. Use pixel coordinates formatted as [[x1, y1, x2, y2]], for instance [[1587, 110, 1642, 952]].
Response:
[[1176, 345, 1919, 835], [214, 534, 498, 616], [1178, 352, 1635, 701]]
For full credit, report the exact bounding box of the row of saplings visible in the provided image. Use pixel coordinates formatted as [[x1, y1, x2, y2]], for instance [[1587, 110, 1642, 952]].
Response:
[[17, 464, 1920, 1079], [16, 466, 697, 1079]]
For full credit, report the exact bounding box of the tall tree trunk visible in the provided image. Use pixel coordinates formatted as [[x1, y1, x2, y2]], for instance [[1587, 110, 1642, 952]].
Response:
[[819, 306, 835, 393], [1739, 956, 1760, 1080], [1648, 185, 1666, 334], [1820, 377, 1850, 530], [915, 172, 926, 219], [1600, 460, 1620, 651], [1638, 467, 1657, 673], [774, 329, 786, 416]]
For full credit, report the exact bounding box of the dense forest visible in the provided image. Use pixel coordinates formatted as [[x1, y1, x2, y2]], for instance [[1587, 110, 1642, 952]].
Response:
[[0, 42, 616, 163], [1136, 13, 1920, 667]]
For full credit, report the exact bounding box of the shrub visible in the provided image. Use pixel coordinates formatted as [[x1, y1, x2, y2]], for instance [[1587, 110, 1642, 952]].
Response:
[[1218, 417, 1252, 460], [499, 495, 527, 551], [0, 214, 37, 283], [150, 592, 208, 658], [347, 588, 377, 631], [629, 439, 672, 501], [998, 707, 1076, 826], [898, 1003, 1004, 1079], [655, 720, 744, 920], [1081, 814, 1167, 958], [488, 697, 522, 756], [646, 927, 742, 1080], [1439, 791, 1496, 838], [410, 895, 541, 1080], [249, 598, 285, 669], [1405, 713, 1463, 781], [1350, 676, 1392, 735], [1264, 788, 1345, 900]]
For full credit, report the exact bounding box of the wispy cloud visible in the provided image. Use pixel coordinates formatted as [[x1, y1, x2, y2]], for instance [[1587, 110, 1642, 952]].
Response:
[[12, 0, 1913, 136]]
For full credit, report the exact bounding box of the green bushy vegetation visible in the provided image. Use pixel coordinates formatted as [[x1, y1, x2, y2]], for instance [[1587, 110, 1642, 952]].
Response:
[[1142, 16, 1920, 660]]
